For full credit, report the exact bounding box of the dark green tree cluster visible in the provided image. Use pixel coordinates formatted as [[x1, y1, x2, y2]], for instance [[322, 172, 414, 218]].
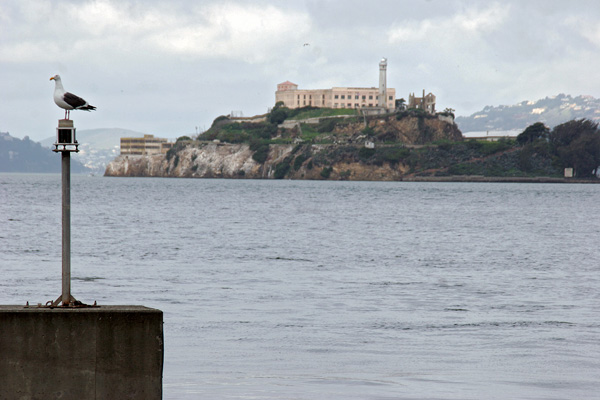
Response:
[[516, 122, 549, 145], [268, 102, 320, 125], [518, 119, 600, 177]]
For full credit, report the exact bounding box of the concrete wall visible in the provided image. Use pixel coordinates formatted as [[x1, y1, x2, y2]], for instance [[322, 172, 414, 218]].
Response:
[[0, 305, 163, 400]]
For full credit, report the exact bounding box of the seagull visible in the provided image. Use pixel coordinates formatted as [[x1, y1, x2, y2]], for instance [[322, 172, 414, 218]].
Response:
[[50, 74, 96, 119]]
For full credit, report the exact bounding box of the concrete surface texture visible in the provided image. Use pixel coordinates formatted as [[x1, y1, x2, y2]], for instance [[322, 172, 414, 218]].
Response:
[[0, 305, 163, 400]]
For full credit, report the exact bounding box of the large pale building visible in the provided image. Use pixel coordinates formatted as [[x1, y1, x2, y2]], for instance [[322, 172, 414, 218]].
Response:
[[120, 134, 173, 156], [275, 59, 396, 110]]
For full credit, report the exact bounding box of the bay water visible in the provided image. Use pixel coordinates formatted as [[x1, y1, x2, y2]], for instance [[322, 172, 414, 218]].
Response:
[[1, 173, 599, 399]]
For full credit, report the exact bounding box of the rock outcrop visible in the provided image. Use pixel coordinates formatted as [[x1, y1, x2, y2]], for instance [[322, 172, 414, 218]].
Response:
[[105, 143, 292, 179], [105, 113, 463, 180]]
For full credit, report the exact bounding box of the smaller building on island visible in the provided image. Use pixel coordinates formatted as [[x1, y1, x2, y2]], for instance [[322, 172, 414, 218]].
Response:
[[120, 134, 173, 156], [408, 90, 436, 114]]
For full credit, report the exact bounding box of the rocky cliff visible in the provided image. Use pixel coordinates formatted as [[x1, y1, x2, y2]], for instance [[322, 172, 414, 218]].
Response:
[[105, 143, 414, 180], [105, 113, 463, 180]]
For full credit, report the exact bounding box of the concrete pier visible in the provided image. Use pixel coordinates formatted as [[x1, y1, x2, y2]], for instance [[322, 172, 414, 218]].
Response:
[[0, 305, 163, 400]]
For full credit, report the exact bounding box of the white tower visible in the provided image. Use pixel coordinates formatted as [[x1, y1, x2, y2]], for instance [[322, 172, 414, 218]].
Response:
[[378, 57, 387, 108]]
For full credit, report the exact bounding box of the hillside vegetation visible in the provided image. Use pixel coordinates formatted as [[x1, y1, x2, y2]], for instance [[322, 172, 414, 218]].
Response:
[[107, 105, 600, 180]]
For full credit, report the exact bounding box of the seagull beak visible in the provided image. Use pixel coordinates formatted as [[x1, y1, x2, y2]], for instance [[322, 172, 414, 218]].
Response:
[[50, 76, 54, 81]]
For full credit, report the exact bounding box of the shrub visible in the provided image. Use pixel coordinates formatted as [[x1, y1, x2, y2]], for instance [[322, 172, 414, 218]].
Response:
[[292, 144, 303, 154], [358, 147, 376, 160], [320, 166, 333, 179], [448, 163, 479, 175], [465, 140, 483, 151], [269, 108, 288, 124], [300, 124, 320, 142], [198, 129, 218, 141], [293, 154, 307, 170], [166, 146, 177, 161], [274, 157, 292, 179], [250, 138, 270, 163], [252, 144, 270, 164], [435, 140, 454, 151], [316, 118, 337, 133], [479, 140, 511, 156], [218, 130, 248, 143], [376, 147, 409, 165], [211, 115, 230, 128]]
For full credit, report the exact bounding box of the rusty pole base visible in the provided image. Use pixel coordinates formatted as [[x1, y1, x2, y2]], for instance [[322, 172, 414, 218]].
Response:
[[24, 296, 99, 309]]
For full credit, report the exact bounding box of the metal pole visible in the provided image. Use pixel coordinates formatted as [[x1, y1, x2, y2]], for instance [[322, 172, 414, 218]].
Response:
[[62, 151, 71, 306]]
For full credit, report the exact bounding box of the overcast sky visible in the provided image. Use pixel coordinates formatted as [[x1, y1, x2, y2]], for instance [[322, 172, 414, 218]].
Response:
[[2, 0, 600, 141]]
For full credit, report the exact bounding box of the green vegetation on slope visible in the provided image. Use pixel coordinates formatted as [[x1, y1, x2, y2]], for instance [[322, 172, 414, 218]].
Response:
[[188, 103, 599, 179], [288, 108, 358, 120]]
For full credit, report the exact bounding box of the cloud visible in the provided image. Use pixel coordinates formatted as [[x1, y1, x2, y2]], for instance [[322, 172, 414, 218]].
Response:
[[388, 3, 510, 43], [3, 0, 600, 140], [565, 15, 600, 50], [0, 1, 311, 65], [149, 3, 312, 63], [453, 4, 509, 32]]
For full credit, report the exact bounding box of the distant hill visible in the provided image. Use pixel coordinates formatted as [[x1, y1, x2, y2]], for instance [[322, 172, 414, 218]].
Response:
[[40, 128, 168, 173], [0, 132, 89, 173], [456, 94, 600, 133]]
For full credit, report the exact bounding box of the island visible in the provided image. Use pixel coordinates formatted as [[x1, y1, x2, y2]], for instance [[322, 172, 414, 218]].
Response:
[[105, 105, 600, 182]]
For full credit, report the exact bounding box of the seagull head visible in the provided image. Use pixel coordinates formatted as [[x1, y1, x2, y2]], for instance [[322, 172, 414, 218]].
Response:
[[50, 74, 61, 81]]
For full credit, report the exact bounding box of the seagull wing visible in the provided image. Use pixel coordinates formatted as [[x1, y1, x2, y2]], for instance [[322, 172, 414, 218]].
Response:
[[63, 92, 88, 109]]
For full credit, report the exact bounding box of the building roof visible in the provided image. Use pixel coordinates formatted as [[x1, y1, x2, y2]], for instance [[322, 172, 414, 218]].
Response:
[[278, 81, 297, 86]]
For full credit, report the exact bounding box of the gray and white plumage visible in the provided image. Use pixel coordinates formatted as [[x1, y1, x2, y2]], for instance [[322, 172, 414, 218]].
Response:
[[50, 74, 96, 119]]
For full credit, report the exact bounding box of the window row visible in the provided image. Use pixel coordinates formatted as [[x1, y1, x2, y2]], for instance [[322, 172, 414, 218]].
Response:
[[332, 94, 395, 101]]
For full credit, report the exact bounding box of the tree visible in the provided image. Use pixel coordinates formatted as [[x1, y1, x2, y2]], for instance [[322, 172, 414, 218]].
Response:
[[268, 102, 289, 125], [549, 119, 597, 150], [395, 98, 406, 110], [549, 119, 600, 177], [517, 122, 549, 145], [268, 108, 288, 124]]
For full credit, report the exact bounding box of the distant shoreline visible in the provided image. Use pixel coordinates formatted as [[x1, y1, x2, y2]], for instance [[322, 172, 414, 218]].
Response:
[[102, 174, 600, 184], [400, 175, 599, 183]]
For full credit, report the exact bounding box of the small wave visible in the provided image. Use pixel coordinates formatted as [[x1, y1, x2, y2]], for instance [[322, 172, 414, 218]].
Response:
[[73, 276, 105, 282], [267, 256, 313, 262], [370, 281, 423, 286], [372, 320, 575, 332], [428, 320, 576, 330]]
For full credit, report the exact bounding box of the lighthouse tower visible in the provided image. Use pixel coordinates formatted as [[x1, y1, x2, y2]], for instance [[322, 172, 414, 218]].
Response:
[[378, 57, 387, 108]]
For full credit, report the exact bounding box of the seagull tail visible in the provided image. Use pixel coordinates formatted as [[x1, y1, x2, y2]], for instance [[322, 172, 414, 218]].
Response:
[[79, 105, 96, 111]]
